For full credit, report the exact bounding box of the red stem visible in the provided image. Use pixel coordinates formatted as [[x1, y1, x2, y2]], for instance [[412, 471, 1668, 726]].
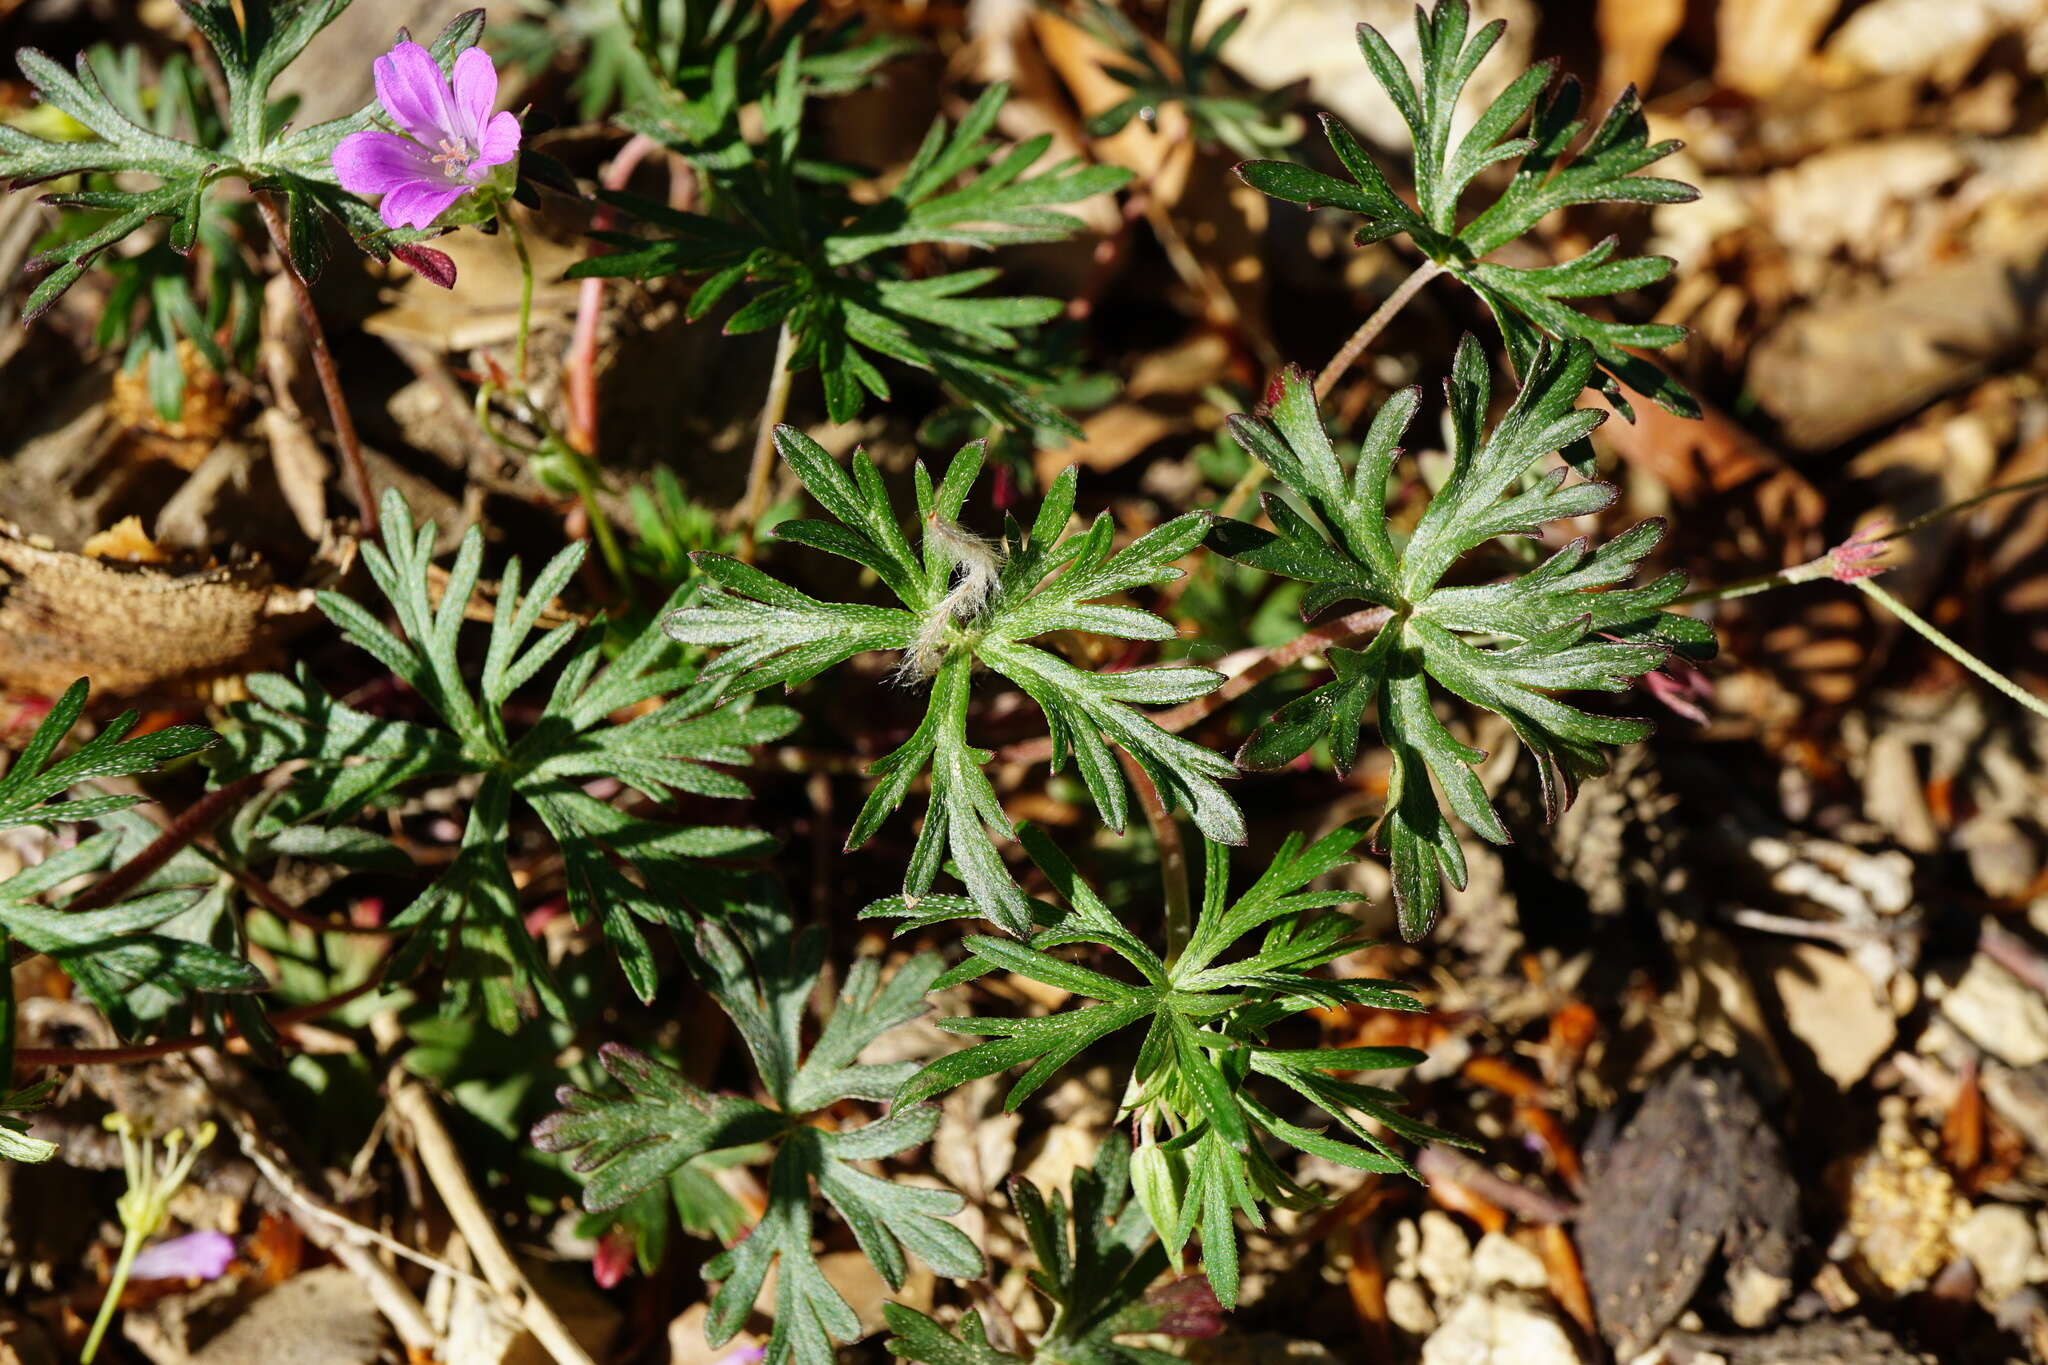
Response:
[[63, 771, 271, 917], [15, 974, 382, 1067], [255, 195, 378, 534]]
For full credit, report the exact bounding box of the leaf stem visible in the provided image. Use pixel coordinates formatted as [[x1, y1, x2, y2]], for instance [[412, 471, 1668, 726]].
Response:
[[738, 321, 798, 562], [1315, 257, 1443, 403], [13, 973, 382, 1068], [254, 196, 376, 535], [1120, 753, 1193, 968], [1852, 577, 2048, 722], [1218, 258, 1441, 520], [63, 771, 272, 918]]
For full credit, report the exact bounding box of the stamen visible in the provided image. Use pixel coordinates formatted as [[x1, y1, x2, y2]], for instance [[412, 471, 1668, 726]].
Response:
[[429, 136, 475, 179]]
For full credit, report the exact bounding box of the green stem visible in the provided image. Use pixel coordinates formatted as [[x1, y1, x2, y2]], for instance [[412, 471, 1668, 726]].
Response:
[[557, 436, 636, 607], [504, 209, 535, 387], [1853, 577, 2048, 721], [81, 1225, 143, 1364]]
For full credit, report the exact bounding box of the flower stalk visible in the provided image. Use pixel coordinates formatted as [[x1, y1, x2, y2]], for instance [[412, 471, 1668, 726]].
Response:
[[82, 1117, 220, 1363]]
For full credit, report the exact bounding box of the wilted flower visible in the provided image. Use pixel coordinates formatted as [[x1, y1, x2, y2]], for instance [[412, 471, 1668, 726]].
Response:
[[591, 1224, 635, 1289], [130, 1229, 237, 1283], [1141, 1275, 1226, 1338], [333, 41, 520, 231]]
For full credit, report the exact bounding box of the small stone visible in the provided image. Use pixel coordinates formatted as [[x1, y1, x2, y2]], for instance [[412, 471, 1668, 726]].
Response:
[[1939, 956, 2048, 1068], [1470, 1233, 1548, 1292], [1767, 942, 1895, 1088], [1417, 1211, 1474, 1303], [187, 1268, 385, 1365], [1421, 1292, 1585, 1365], [1952, 1204, 2042, 1302], [1386, 1277, 1439, 1336]]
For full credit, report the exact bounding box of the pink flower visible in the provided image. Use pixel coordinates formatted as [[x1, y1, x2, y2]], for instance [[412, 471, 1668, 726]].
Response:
[[129, 1230, 236, 1283], [333, 41, 520, 231]]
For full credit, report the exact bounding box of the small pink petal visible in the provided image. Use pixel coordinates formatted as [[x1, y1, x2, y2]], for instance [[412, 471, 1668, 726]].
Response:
[[130, 1231, 236, 1283], [380, 182, 469, 231], [332, 129, 437, 196], [450, 47, 499, 146], [374, 40, 457, 145], [471, 110, 522, 176]]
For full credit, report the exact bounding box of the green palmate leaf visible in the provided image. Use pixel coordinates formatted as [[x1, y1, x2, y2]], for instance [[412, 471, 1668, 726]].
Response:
[[0, 3, 485, 316], [666, 428, 1238, 935], [1234, 0, 1698, 421], [209, 488, 797, 1030], [885, 1133, 1222, 1365], [571, 74, 1130, 433], [897, 823, 1451, 1309], [0, 679, 213, 833], [1208, 342, 1715, 939], [1072, 0, 1302, 161], [535, 904, 981, 1365], [611, 0, 909, 159]]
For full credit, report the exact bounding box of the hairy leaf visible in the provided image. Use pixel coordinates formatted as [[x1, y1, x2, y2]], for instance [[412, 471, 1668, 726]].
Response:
[[211, 488, 796, 1029], [1209, 345, 1714, 938], [1234, 0, 1697, 418], [667, 429, 1237, 934]]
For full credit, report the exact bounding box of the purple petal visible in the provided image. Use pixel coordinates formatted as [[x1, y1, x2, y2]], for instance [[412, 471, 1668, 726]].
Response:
[[470, 110, 522, 177], [381, 181, 470, 231], [130, 1231, 236, 1283], [450, 47, 499, 146], [374, 40, 458, 144], [332, 129, 437, 196]]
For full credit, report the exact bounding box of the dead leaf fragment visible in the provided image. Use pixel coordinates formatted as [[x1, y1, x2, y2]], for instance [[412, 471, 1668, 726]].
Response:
[[0, 522, 336, 698], [81, 516, 171, 565]]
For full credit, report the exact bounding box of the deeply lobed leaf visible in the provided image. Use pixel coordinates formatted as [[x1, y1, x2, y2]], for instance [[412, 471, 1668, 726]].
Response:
[[667, 428, 1237, 935], [1233, 0, 1699, 418], [1209, 345, 1714, 939]]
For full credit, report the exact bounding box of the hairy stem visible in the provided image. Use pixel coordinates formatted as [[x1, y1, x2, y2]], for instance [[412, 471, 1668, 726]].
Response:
[[737, 320, 798, 562], [64, 771, 271, 918], [1315, 258, 1443, 403], [1854, 577, 2048, 721], [1675, 471, 2048, 606], [1120, 752, 1192, 967], [255, 196, 376, 534], [218, 858, 392, 937], [1218, 259, 1441, 520]]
